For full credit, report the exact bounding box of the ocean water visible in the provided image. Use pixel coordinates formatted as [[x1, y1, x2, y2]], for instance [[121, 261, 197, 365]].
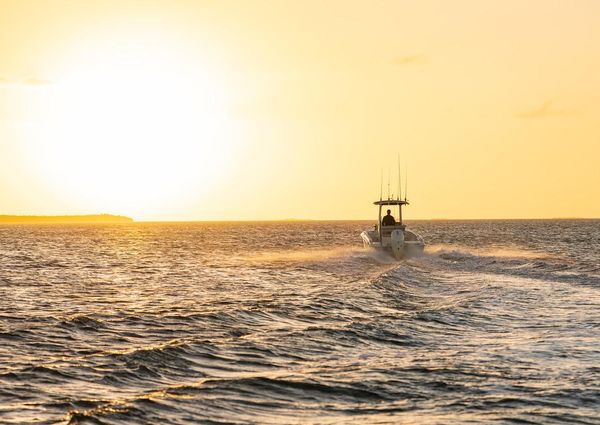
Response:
[[1, 220, 599, 424]]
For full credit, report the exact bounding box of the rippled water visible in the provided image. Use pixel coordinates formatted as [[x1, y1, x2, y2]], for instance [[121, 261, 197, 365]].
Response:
[[1, 220, 599, 424]]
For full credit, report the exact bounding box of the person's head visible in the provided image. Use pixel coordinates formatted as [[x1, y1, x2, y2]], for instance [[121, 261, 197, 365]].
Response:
[[386, 209, 391, 215]]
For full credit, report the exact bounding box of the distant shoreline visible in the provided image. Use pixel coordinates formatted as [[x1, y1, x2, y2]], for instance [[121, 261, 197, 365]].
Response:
[[0, 214, 133, 224]]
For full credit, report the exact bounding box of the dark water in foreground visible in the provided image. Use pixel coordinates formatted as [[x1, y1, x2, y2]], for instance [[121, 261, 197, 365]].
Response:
[[1, 220, 599, 424]]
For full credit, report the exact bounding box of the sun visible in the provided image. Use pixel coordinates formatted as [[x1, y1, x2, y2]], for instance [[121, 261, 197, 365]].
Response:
[[31, 36, 237, 219]]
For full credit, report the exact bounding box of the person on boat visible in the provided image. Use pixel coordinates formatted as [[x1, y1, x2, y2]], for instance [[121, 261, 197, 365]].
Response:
[[381, 209, 396, 226]]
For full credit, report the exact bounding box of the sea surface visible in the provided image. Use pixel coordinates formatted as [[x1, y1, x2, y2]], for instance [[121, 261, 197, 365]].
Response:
[[1, 220, 599, 424]]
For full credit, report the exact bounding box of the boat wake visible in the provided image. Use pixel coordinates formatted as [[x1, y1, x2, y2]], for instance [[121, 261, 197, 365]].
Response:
[[239, 246, 365, 265]]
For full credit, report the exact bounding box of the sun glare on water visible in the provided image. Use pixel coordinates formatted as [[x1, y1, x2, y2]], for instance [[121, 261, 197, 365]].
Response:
[[30, 35, 236, 219]]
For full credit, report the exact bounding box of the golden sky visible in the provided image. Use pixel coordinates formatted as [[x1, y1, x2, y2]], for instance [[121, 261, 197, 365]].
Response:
[[0, 0, 598, 220]]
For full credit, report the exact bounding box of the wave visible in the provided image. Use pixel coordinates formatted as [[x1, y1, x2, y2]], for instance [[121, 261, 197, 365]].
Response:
[[63, 375, 391, 424], [60, 315, 105, 331], [417, 244, 599, 287], [425, 243, 554, 260]]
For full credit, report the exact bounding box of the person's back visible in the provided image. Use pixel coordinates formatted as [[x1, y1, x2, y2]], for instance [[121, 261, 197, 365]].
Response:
[[381, 209, 396, 226]]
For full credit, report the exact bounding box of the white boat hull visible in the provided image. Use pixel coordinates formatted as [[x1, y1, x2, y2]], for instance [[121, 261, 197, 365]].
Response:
[[360, 228, 425, 259], [390, 229, 404, 259]]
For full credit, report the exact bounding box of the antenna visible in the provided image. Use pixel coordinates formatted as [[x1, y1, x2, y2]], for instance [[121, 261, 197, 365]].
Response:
[[404, 166, 408, 201], [379, 169, 383, 201], [387, 168, 390, 200], [397, 154, 402, 200]]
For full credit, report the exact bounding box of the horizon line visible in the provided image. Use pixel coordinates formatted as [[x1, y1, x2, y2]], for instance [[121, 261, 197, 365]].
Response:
[[134, 217, 600, 223], [1, 215, 599, 224]]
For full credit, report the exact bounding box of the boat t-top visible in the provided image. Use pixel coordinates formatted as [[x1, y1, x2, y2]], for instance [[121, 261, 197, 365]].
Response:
[[360, 197, 425, 259]]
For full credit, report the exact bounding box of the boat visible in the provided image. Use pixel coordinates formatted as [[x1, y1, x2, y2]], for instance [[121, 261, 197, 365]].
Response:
[[360, 198, 425, 259]]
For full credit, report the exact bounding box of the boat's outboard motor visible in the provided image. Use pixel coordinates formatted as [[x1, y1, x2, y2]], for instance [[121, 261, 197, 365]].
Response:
[[390, 229, 405, 259]]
